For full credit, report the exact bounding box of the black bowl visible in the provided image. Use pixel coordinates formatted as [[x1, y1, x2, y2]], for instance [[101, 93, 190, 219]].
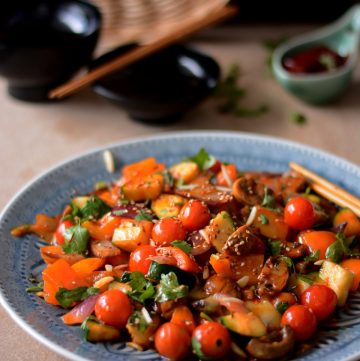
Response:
[[91, 44, 220, 123], [0, 0, 101, 101]]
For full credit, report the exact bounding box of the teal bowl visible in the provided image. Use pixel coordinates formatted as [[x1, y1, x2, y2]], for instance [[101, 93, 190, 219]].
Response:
[[272, 5, 360, 104]]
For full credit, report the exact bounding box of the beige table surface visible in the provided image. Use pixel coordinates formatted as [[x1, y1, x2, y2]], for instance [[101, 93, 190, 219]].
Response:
[[0, 25, 359, 360]]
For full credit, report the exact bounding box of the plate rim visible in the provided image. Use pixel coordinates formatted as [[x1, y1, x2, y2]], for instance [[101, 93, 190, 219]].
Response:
[[0, 130, 360, 361]]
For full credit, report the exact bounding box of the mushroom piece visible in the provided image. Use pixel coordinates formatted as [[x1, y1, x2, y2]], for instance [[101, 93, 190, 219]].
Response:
[[90, 239, 121, 258], [246, 325, 295, 360], [232, 176, 267, 206], [204, 275, 241, 298], [258, 257, 289, 296]]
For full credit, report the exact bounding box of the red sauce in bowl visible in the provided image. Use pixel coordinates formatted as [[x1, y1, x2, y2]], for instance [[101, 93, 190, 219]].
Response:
[[283, 46, 348, 74]]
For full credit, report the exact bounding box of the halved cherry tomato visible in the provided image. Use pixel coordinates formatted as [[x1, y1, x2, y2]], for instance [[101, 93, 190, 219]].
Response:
[[192, 322, 231, 359], [157, 247, 200, 273], [179, 200, 211, 232], [154, 322, 191, 360], [341, 259, 360, 291], [298, 230, 336, 260], [82, 214, 122, 241], [54, 220, 74, 245], [95, 289, 132, 328], [301, 285, 337, 321], [216, 164, 237, 187], [152, 217, 186, 246], [129, 245, 157, 274], [171, 306, 196, 335], [281, 305, 317, 341], [284, 197, 315, 230]]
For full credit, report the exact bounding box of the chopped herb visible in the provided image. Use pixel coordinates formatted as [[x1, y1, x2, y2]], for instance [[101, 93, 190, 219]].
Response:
[[176, 178, 185, 187], [192, 337, 208, 360], [290, 112, 307, 125], [171, 240, 192, 254], [325, 232, 350, 263], [120, 198, 129, 205], [134, 210, 153, 221], [297, 273, 315, 285], [163, 170, 174, 187], [281, 256, 295, 272], [80, 195, 111, 221], [319, 54, 336, 71], [81, 315, 98, 339], [155, 272, 189, 302], [95, 181, 108, 191], [261, 187, 276, 209], [199, 312, 213, 322], [55, 287, 99, 308], [128, 310, 148, 332], [62, 224, 90, 255], [112, 209, 128, 216], [187, 148, 215, 171], [125, 272, 155, 303], [259, 214, 269, 225], [215, 64, 269, 117], [276, 301, 289, 314], [269, 240, 282, 256], [263, 37, 288, 76], [304, 250, 320, 263], [26, 282, 44, 293]]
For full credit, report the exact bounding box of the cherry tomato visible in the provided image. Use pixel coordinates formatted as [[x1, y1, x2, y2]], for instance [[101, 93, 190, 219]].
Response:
[[281, 304, 317, 341], [341, 258, 360, 291], [154, 322, 191, 360], [179, 200, 211, 232], [301, 285, 337, 321], [129, 245, 157, 274], [299, 230, 336, 260], [284, 197, 316, 230], [192, 322, 231, 359], [152, 217, 186, 246], [216, 164, 237, 187], [95, 289, 132, 328], [171, 305, 196, 335], [54, 219, 74, 245]]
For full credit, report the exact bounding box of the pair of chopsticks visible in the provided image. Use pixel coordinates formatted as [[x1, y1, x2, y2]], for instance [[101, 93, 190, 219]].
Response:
[[290, 162, 360, 217], [49, 5, 238, 100]]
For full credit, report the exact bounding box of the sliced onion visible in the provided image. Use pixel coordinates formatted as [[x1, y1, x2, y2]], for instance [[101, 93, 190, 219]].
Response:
[[176, 184, 197, 190], [221, 164, 233, 187], [246, 206, 258, 226], [62, 294, 100, 325], [141, 307, 153, 324], [215, 186, 232, 192]]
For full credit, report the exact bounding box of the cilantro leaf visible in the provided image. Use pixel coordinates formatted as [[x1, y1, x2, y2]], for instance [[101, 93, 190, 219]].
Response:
[[134, 210, 153, 221], [319, 54, 336, 71], [281, 256, 295, 273], [325, 232, 350, 263], [261, 187, 276, 209], [259, 214, 269, 225], [162, 170, 174, 188], [62, 224, 89, 255], [56, 287, 99, 308], [128, 310, 149, 332], [304, 250, 320, 263], [112, 209, 129, 216], [276, 301, 289, 314], [26, 282, 44, 293], [268, 240, 281, 256], [155, 272, 189, 302], [125, 272, 155, 303], [80, 195, 111, 221], [297, 273, 315, 285], [187, 148, 215, 171], [192, 337, 209, 360], [171, 240, 192, 254], [290, 111, 307, 125]]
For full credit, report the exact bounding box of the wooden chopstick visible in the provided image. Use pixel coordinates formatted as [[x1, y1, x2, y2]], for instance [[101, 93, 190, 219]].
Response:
[[49, 5, 238, 100], [289, 161, 360, 216]]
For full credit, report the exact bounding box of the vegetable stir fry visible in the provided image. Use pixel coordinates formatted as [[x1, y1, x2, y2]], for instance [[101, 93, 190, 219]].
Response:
[[12, 149, 360, 360]]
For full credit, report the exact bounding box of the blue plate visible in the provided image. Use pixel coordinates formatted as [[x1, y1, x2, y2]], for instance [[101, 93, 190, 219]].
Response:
[[1, 131, 360, 361]]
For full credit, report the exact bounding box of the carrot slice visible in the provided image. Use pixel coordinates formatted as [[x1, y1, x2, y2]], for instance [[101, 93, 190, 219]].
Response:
[[42, 259, 88, 305], [71, 257, 106, 276]]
